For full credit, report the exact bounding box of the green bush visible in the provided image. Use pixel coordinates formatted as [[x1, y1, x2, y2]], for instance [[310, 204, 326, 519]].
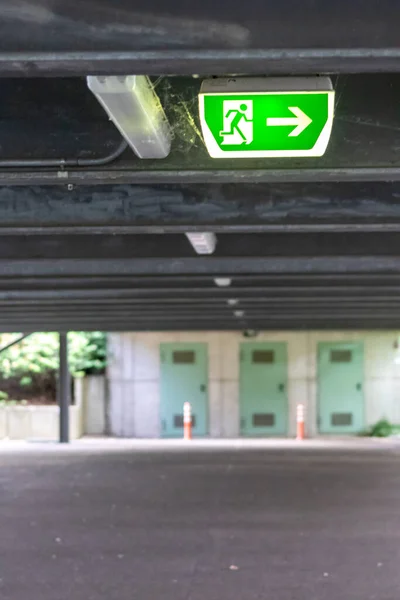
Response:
[[0, 332, 107, 402], [361, 419, 394, 437], [0, 332, 106, 381]]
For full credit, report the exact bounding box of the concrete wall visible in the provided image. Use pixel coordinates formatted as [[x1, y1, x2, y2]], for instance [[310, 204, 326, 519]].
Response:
[[77, 376, 107, 435], [0, 375, 106, 440], [0, 405, 83, 440], [108, 331, 400, 438]]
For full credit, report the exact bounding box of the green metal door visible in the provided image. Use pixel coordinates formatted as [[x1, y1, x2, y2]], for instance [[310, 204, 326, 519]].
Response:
[[160, 343, 208, 437], [318, 342, 364, 434], [240, 342, 288, 436]]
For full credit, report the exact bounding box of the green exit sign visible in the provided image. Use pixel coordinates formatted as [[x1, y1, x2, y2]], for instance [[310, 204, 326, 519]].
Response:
[[199, 77, 334, 159]]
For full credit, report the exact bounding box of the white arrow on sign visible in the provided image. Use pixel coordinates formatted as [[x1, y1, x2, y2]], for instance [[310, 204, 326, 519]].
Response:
[[266, 106, 312, 137]]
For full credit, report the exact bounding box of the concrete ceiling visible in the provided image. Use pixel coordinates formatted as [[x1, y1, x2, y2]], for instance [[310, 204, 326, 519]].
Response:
[[0, 232, 398, 331], [0, 3, 398, 331]]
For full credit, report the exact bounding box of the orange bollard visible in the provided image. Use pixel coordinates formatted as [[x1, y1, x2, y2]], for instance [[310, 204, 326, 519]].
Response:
[[183, 402, 192, 440], [296, 403, 305, 440]]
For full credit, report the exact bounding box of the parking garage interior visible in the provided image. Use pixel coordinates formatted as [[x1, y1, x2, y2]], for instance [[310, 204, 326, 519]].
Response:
[[2, 2, 400, 600]]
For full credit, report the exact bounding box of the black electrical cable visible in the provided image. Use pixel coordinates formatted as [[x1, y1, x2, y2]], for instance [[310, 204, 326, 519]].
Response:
[[0, 138, 129, 169], [77, 139, 129, 167]]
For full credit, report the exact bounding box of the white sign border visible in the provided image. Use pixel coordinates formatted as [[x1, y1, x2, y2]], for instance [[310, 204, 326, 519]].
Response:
[[198, 90, 335, 159]]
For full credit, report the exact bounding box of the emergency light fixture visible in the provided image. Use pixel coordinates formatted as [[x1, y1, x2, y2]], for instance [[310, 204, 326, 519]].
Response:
[[87, 75, 171, 159], [186, 232, 217, 255], [214, 278, 231, 287], [227, 298, 239, 306]]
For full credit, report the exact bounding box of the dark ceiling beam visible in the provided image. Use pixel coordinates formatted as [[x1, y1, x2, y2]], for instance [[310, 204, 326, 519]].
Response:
[[1, 315, 400, 327], [4, 231, 400, 260], [4, 182, 400, 233], [2, 287, 400, 301], [0, 284, 398, 296], [0, 298, 398, 308], [4, 298, 400, 309], [8, 223, 400, 235], [0, 272, 396, 282], [3, 273, 400, 288], [1, 50, 400, 78], [4, 308, 400, 321], [4, 306, 400, 315], [5, 167, 400, 186], [0, 0, 398, 77], [0, 306, 398, 318], [1, 321, 400, 332], [2, 257, 400, 277], [3, 306, 400, 317], [1, 319, 400, 334], [5, 281, 400, 291]]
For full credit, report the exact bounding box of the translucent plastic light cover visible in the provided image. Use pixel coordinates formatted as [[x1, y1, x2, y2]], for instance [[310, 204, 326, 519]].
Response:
[[87, 75, 171, 159], [185, 232, 217, 255]]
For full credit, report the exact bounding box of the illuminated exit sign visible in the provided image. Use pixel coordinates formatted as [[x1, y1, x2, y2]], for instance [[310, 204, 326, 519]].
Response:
[[199, 77, 334, 158]]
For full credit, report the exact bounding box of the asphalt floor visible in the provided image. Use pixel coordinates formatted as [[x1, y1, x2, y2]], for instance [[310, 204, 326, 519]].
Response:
[[1, 439, 400, 600]]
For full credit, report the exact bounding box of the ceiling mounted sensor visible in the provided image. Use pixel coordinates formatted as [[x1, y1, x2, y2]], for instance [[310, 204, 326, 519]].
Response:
[[243, 330, 259, 338], [214, 278, 231, 287], [87, 75, 171, 159], [186, 232, 217, 255]]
